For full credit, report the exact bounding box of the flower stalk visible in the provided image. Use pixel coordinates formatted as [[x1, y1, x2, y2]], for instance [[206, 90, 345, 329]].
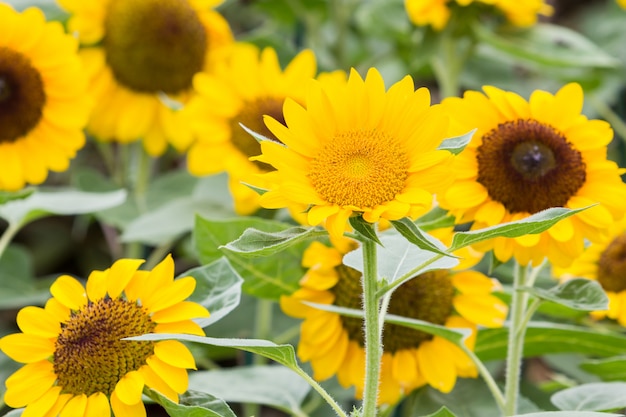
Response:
[[362, 238, 382, 417]]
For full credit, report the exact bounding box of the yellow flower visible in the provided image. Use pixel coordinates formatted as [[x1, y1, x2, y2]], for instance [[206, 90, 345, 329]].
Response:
[[555, 219, 626, 326], [618, 0, 626, 9], [439, 83, 626, 268], [280, 240, 507, 405], [57, 0, 233, 156], [0, 255, 209, 417], [184, 43, 320, 215], [404, 0, 551, 30], [0, 5, 90, 191], [254, 68, 453, 241]]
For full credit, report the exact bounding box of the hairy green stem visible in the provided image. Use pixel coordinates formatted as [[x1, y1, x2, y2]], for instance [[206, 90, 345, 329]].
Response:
[[293, 367, 348, 417], [0, 223, 20, 261], [362, 239, 381, 417], [503, 263, 531, 416]]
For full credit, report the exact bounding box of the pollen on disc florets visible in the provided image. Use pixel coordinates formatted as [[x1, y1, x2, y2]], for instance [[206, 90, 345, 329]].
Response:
[[54, 298, 156, 397], [597, 233, 626, 293], [104, 0, 207, 94], [231, 97, 286, 171], [0, 47, 46, 143], [308, 130, 410, 208], [331, 266, 454, 352], [476, 119, 586, 214]]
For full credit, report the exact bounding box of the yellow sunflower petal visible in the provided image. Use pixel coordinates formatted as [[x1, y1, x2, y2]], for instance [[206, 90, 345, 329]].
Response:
[[146, 355, 189, 394], [4, 361, 56, 408], [111, 390, 147, 417], [417, 338, 457, 393], [392, 349, 418, 385], [106, 258, 145, 300], [50, 275, 87, 310], [142, 277, 196, 313], [59, 394, 87, 417], [85, 392, 110, 417], [22, 386, 62, 417], [154, 320, 205, 336], [311, 328, 349, 381], [85, 269, 108, 301], [454, 293, 508, 328], [139, 364, 179, 403], [16, 306, 60, 338], [0, 333, 55, 363], [154, 340, 197, 369], [151, 301, 210, 324], [114, 370, 145, 405]]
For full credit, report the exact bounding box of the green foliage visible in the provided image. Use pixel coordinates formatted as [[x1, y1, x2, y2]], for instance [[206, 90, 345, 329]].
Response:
[[349, 216, 382, 245], [437, 129, 476, 155], [193, 216, 307, 299], [580, 356, 626, 382], [390, 217, 456, 258], [146, 388, 237, 417], [525, 279, 609, 312], [551, 382, 626, 412]]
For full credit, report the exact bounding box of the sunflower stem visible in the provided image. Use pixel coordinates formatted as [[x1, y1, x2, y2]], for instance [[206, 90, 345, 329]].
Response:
[[459, 344, 506, 411], [503, 262, 531, 416], [0, 223, 20, 261], [362, 238, 382, 417], [430, 30, 462, 98], [292, 367, 349, 417]]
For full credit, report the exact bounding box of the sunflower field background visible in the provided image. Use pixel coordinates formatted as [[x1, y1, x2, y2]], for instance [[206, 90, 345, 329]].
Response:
[[2, 0, 626, 416]]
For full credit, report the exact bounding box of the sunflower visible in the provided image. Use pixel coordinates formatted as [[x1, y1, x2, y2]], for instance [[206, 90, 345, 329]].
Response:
[[254, 68, 453, 241], [555, 219, 626, 325], [0, 255, 209, 417], [404, 0, 551, 30], [280, 240, 507, 405], [0, 5, 90, 191], [183, 43, 321, 215], [438, 83, 626, 268], [56, 0, 233, 156], [618, 0, 626, 9]]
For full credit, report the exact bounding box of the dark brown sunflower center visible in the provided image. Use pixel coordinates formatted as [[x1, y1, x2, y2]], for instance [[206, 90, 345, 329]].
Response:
[[104, 0, 207, 94], [230, 97, 286, 171], [330, 266, 454, 353], [597, 234, 626, 293], [0, 47, 46, 143], [54, 298, 156, 397], [476, 119, 586, 214]]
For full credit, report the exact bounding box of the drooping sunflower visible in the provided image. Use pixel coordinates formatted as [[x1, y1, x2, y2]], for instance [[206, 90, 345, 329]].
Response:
[[254, 68, 453, 240], [184, 43, 323, 215], [0, 5, 91, 191], [555, 219, 626, 325], [439, 83, 626, 268], [56, 0, 233, 156], [280, 240, 507, 405], [0, 255, 209, 417], [404, 0, 552, 30]]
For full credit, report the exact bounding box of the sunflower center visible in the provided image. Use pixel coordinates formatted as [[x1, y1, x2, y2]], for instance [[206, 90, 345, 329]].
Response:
[[476, 119, 586, 214], [0, 47, 46, 143], [308, 130, 409, 208], [331, 266, 454, 352], [230, 97, 286, 171], [597, 233, 626, 293], [53, 298, 156, 397], [104, 0, 207, 94]]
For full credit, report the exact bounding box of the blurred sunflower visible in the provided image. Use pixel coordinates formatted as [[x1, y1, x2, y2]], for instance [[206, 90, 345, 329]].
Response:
[[0, 5, 90, 191], [0, 255, 209, 417], [439, 83, 626, 268], [556, 219, 626, 325], [618, 0, 626, 9], [57, 0, 233, 156], [280, 240, 507, 404], [404, 0, 552, 30], [254, 68, 453, 240], [184, 44, 324, 215]]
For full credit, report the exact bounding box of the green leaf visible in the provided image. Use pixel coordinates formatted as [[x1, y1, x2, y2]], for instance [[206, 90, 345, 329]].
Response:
[[222, 226, 326, 257], [188, 366, 310, 415], [121, 174, 234, 245], [474, 23, 620, 68], [240, 123, 276, 143], [424, 407, 458, 417], [304, 303, 468, 346], [391, 218, 455, 258], [525, 279, 608, 311], [551, 382, 626, 412], [349, 216, 382, 245], [0, 189, 34, 205], [0, 188, 127, 228], [131, 334, 300, 370], [0, 246, 50, 309], [414, 207, 456, 231], [437, 129, 476, 155], [193, 216, 306, 299], [450, 207, 589, 251], [146, 388, 236, 417], [580, 356, 626, 382], [182, 258, 243, 328], [514, 413, 622, 417], [475, 322, 626, 361], [343, 229, 459, 285]]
